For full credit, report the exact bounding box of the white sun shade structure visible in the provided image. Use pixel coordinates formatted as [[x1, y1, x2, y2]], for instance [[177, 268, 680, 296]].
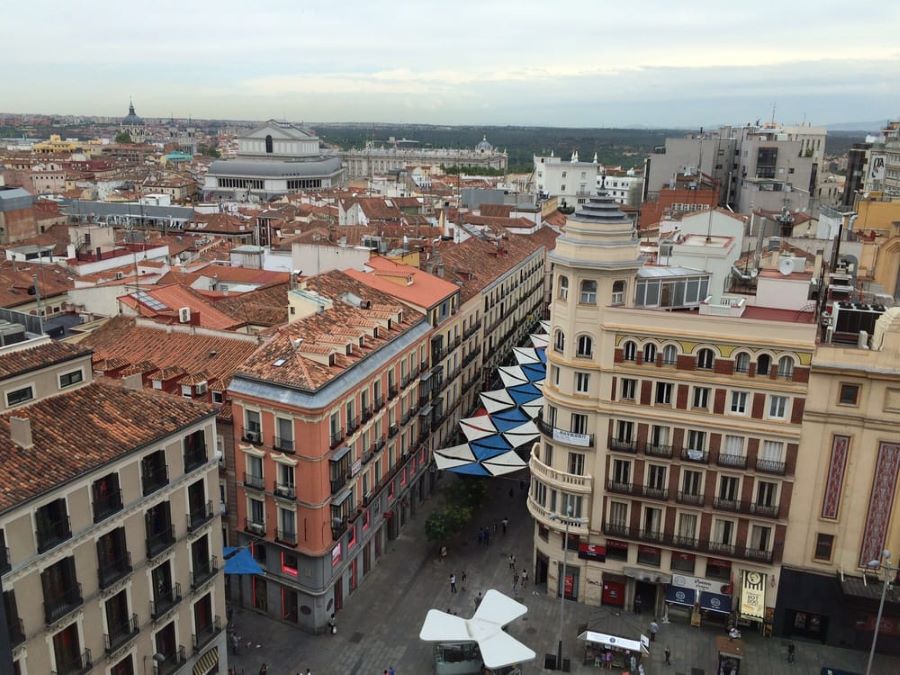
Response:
[[420, 589, 536, 669]]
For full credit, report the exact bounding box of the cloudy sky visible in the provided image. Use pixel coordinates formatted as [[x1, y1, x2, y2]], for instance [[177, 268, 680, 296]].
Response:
[[3, 0, 899, 127]]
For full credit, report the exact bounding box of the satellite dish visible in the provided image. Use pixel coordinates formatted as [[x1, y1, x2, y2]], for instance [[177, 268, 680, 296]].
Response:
[[778, 257, 795, 276]]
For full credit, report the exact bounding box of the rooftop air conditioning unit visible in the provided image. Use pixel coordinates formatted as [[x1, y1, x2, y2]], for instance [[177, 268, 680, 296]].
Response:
[[178, 307, 191, 323], [244, 430, 261, 444]]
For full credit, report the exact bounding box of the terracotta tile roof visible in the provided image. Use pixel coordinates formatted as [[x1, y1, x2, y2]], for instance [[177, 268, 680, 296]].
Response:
[[0, 379, 216, 513], [0, 261, 76, 309], [80, 316, 259, 388], [118, 284, 239, 330], [479, 204, 514, 218], [236, 270, 422, 391], [345, 256, 458, 310], [213, 282, 289, 327], [192, 264, 290, 286], [0, 341, 91, 382]]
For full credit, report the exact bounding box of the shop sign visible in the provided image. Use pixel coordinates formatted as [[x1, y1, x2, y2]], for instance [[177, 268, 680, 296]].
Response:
[[351, 458, 362, 477], [739, 570, 766, 621], [578, 543, 606, 561], [671, 573, 722, 593], [552, 428, 591, 447]]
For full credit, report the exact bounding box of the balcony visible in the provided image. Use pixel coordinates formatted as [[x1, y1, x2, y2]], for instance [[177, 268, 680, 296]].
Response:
[[741, 546, 776, 563], [707, 541, 736, 557], [680, 448, 709, 464], [645, 443, 673, 459], [526, 495, 589, 536], [44, 582, 83, 624], [150, 583, 181, 619], [374, 394, 385, 411], [756, 458, 787, 475], [104, 613, 138, 653], [51, 648, 92, 675], [329, 428, 344, 449], [193, 616, 222, 653], [141, 464, 169, 496], [610, 438, 638, 454], [606, 480, 639, 496], [36, 515, 72, 553], [638, 529, 664, 543], [602, 522, 632, 538], [187, 501, 214, 532], [9, 616, 24, 648], [713, 498, 780, 519], [464, 320, 482, 339], [713, 497, 740, 513], [92, 489, 124, 523], [535, 417, 594, 448], [146, 525, 176, 559], [600, 523, 781, 563], [274, 483, 296, 500], [244, 473, 265, 491], [331, 516, 348, 541], [718, 453, 748, 469], [191, 556, 218, 590], [98, 551, 133, 589], [274, 436, 295, 453], [640, 485, 670, 501], [346, 415, 360, 434], [184, 446, 207, 472], [528, 451, 592, 494], [388, 423, 399, 438], [361, 406, 372, 424], [330, 472, 350, 495], [244, 519, 266, 537], [391, 382, 401, 398], [676, 491, 704, 506], [277, 528, 298, 546], [156, 646, 186, 675]]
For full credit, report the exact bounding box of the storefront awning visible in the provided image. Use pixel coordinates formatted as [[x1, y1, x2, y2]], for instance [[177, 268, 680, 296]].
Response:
[[700, 591, 732, 614], [577, 631, 643, 653], [665, 586, 696, 607], [329, 445, 351, 462], [193, 646, 219, 675]]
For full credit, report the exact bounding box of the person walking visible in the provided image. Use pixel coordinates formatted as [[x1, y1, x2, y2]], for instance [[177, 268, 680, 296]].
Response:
[[787, 642, 795, 663], [508, 554, 514, 570], [664, 646, 671, 665], [388, 667, 396, 675], [230, 632, 239, 655], [259, 665, 268, 675], [649, 618, 659, 642], [633, 595, 642, 614], [501, 517, 509, 534], [513, 570, 519, 590], [521, 568, 528, 588], [328, 613, 336, 635], [461, 571, 467, 592], [450, 573, 457, 593]]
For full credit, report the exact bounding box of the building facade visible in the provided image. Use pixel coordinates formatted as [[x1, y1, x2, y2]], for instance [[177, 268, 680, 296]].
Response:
[[533, 153, 604, 208], [528, 196, 815, 634], [0, 339, 226, 675], [342, 136, 507, 179]]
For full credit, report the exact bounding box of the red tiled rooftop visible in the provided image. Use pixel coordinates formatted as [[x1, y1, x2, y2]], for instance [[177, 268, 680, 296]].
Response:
[[0, 341, 91, 382], [345, 256, 458, 309]]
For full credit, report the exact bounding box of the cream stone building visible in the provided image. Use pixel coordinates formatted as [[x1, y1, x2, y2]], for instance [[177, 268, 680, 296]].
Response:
[[777, 308, 900, 653], [529, 195, 816, 634], [0, 339, 226, 675]]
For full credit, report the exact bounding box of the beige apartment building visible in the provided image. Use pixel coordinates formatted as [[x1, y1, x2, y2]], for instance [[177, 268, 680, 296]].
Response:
[[0, 339, 226, 675], [529, 195, 815, 633], [777, 308, 900, 653]]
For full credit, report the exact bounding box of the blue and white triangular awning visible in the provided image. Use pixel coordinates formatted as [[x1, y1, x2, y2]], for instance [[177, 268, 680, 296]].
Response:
[[436, 323, 548, 476]]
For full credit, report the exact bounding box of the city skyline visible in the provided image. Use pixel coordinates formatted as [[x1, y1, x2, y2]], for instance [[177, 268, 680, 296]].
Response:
[[3, 0, 899, 127]]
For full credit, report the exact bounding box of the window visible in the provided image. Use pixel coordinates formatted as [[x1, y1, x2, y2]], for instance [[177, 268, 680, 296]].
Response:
[[839, 383, 859, 406], [276, 417, 294, 452], [557, 275, 569, 300], [687, 430, 706, 453], [662, 345, 677, 365], [777, 356, 795, 378], [692, 387, 710, 409], [677, 513, 697, 541], [554, 330, 565, 353], [543, 443, 553, 465], [757, 354, 772, 376], [672, 551, 695, 573], [734, 352, 751, 373], [718, 476, 739, 502], [575, 372, 590, 393], [571, 413, 587, 435], [245, 409, 261, 439], [59, 370, 83, 388], [647, 465, 666, 490], [92, 473, 123, 523], [730, 391, 748, 414], [768, 395, 788, 418], [642, 507, 662, 534], [623, 341, 637, 361], [265, 134, 273, 153], [551, 366, 559, 386], [5, 385, 33, 407], [609, 501, 628, 527], [616, 420, 634, 443], [576, 334, 593, 357], [580, 280, 597, 304], [621, 378, 637, 401], [723, 435, 744, 459], [813, 533, 834, 561], [750, 525, 771, 551], [606, 539, 629, 561], [682, 469, 702, 495], [612, 459, 631, 485], [567, 452, 585, 476], [655, 382, 672, 404], [756, 481, 777, 507], [706, 558, 731, 581], [562, 493, 583, 518], [713, 519, 734, 545], [650, 425, 669, 449], [612, 280, 625, 305], [248, 497, 265, 525], [246, 455, 263, 486], [697, 348, 714, 369], [642, 343, 656, 364]]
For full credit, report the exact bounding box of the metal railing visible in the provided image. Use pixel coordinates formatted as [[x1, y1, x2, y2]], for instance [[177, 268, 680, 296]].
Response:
[[141, 463, 169, 496], [150, 583, 181, 619], [274, 436, 295, 453], [676, 491, 704, 505], [98, 551, 133, 589], [92, 489, 124, 523], [680, 448, 709, 464], [329, 428, 344, 449], [187, 501, 214, 532], [36, 515, 72, 553], [645, 443, 673, 459], [104, 613, 138, 653], [191, 556, 218, 590], [277, 528, 298, 546], [244, 473, 265, 490], [717, 453, 748, 469], [146, 525, 176, 559], [184, 446, 207, 472], [156, 646, 186, 675], [50, 648, 92, 675], [756, 458, 787, 475], [274, 483, 296, 500], [44, 582, 83, 624]]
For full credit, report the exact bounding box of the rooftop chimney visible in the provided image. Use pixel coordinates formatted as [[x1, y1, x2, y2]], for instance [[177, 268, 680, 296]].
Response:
[[10, 416, 33, 449]]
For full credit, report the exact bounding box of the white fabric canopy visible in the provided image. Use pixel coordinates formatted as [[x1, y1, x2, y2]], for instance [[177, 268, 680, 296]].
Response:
[[577, 631, 642, 653], [433, 445, 527, 476], [420, 590, 536, 669], [513, 346, 542, 364]]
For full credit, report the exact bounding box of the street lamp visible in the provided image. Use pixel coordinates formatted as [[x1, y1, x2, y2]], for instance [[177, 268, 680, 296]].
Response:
[[865, 550, 897, 675], [550, 506, 588, 671]]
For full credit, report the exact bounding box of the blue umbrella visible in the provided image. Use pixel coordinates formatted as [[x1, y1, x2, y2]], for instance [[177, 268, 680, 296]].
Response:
[[223, 546, 263, 575]]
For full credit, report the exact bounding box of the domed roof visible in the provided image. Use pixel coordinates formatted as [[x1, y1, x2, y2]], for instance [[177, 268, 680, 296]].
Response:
[[122, 100, 144, 126], [475, 135, 493, 152]]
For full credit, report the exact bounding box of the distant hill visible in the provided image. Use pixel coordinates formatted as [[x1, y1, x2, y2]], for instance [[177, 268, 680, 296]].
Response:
[[825, 121, 888, 132]]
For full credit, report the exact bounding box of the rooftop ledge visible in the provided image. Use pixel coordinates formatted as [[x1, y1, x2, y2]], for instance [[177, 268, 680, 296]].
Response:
[[699, 295, 746, 317]]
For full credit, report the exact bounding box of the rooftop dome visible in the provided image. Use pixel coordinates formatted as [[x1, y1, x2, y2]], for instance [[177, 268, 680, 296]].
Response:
[[475, 135, 493, 153], [122, 100, 144, 126]]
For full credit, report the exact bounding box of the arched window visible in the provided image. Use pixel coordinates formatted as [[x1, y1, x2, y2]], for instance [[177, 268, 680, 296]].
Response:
[[735, 352, 751, 373], [643, 343, 657, 364], [576, 335, 593, 358], [697, 348, 715, 369], [612, 280, 626, 305], [662, 344, 677, 365], [265, 134, 274, 154], [777, 355, 795, 379], [554, 330, 565, 353], [623, 341, 637, 361], [580, 280, 597, 304], [557, 275, 569, 300], [757, 354, 772, 376]]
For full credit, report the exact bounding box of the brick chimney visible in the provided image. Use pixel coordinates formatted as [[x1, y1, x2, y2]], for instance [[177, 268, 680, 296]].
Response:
[[10, 416, 33, 449]]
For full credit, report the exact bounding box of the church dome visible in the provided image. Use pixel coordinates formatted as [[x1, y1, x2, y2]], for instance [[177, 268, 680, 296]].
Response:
[[122, 100, 144, 126], [475, 135, 493, 153]]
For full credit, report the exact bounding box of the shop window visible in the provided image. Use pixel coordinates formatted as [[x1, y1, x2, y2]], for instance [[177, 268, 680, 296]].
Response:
[[281, 552, 299, 577], [671, 552, 695, 573], [814, 533, 834, 561], [637, 545, 661, 567], [606, 540, 629, 561], [706, 558, 731, 581]]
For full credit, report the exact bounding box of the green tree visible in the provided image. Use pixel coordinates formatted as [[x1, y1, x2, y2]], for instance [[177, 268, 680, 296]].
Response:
[[114, 131, 132, 144], [198, 144, 221, 158]]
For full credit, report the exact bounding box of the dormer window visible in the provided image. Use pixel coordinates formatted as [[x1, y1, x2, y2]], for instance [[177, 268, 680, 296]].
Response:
[[181, 385, 192, 398]]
